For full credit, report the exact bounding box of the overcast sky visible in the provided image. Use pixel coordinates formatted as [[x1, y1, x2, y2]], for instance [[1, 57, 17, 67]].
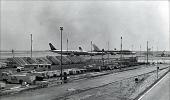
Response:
[[0, 1, 169, 51]]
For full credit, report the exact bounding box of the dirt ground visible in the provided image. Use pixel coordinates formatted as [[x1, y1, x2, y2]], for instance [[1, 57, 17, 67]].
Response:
[[56, 68, 169, 100]]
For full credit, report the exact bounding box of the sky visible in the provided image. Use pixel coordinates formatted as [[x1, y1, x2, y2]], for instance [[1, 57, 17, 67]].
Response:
[[0, 0, 169, 51]]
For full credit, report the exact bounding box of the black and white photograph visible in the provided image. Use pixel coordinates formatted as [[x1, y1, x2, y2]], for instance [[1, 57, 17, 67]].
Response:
[[0, 0, 170, 100]]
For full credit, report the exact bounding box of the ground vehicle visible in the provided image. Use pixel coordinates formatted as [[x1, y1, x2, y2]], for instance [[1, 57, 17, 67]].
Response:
[[16, 66, 25, 72], [37, 64, 52, 71], [79, 69, 87, 73], [45, 71, 54, 78], [1, 72, 35, 84], [63, 69, 72, 75], [68, 69, 77, 75], [52, 70, 60, 77], [0, 62, 7, 68], [0, 82, 6, 89], [35, 81, 49, 87], [28, 71, 46, 81], [1, 72, 12, 81], [7, 74, 35, 84], [86, 64, 101, 72], [72, 68, 81, 74]]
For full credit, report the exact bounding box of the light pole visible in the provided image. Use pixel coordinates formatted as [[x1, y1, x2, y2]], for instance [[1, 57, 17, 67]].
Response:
[[30, 34, 33, 58], [12, 49, 15, 58], [60, 27, 63, 80], [156, 45, 159, 79], [147, 41, 149, 64], [67, 38, 68, 56], [140, 45, 141, 57], [131, 44, 134, 57], [132, 44, 134, 65], [157, 45, 158, 64], [0, 40, 2, 60], [169, 1, 170, 51], [102, 49, 104, 67], [91, 41, 92, 59], [120, 36, 122, 68], [12, 49, 14, 67], [107, 41, 110, 64], [157, 66, 159, 79], [152, 46, 154, 64]]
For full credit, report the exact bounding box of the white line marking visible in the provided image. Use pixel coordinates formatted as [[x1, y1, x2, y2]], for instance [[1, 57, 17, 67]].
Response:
[[138, 72, 169, 100]]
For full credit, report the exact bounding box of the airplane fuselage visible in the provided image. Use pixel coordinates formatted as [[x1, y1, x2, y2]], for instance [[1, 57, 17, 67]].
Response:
[[50, 49, 89, 56]]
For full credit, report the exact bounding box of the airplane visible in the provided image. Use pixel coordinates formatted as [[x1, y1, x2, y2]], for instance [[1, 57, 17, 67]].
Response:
[[115, 50, 136, 55], [49, 43, 89, 56], [92, 44, 116, 55], [49, 43, 105, 56], [78, 47, 105, 56], [156, 50, 170, 57], [92, 44, 136, 55]]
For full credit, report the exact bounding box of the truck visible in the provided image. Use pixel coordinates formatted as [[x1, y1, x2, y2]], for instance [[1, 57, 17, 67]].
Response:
[[52, 70, 60, 77], [16, 66, 25, 72], [7, 74, 36, 84], [45, 71, 54, 78], [0, 82, 6, 89], [0, 62, 7, 69], [63, 69, 72, 75], [27, 71, 46, 81], [1, 72, 12, 81], [86, 64, 102, 72], [1, 72, 36, 84], [71, 68, 82, 74]]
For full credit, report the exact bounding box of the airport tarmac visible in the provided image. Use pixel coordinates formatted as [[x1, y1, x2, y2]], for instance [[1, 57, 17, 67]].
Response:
[[1, 64, 169, 100]]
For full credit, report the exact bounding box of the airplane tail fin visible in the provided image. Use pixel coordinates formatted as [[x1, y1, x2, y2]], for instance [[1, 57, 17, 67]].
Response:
[[79, 47, 83, 52], [49, 43, 57, 50], [92, 44, 100, 51]]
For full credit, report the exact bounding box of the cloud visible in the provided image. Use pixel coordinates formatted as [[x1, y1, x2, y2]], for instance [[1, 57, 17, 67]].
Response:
[[1, 1, 169, 51]]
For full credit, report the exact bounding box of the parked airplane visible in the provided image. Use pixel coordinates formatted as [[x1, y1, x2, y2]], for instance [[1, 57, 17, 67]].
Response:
[[49, 43, 105, 56], [115, 50, 136, 55], [92, 44, 136, 55], [49, 43, 88, 56], [156, 50, 170, 57], [78, 47, 105, 56], [92, 44, 115, 55]]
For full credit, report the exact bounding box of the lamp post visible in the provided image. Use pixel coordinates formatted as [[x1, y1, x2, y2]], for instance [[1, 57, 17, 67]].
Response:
[[131, 45, 134, 56], [102, 49, 104, 67], [147, 41, 149, 64], [67, 38, 68, 56], [157, 66, 159, 79], [108, 41, 110, 64], [152, 46, 154, 64], [120, 36, 122, 68], [91, 41, 92, 59], [12, 49, 14, 67], [132, 44, 134, 65], [30, 34, 33, 58], [12, 49, 15, 58], [0, 39, 2, 60], [60, 27, 63, 81], [140, 45, 141, 57]]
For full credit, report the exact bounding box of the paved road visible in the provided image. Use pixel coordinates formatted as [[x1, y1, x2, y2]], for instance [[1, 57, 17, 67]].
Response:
[[1, 64, 169, 100], [139, 72, 170, 100]]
